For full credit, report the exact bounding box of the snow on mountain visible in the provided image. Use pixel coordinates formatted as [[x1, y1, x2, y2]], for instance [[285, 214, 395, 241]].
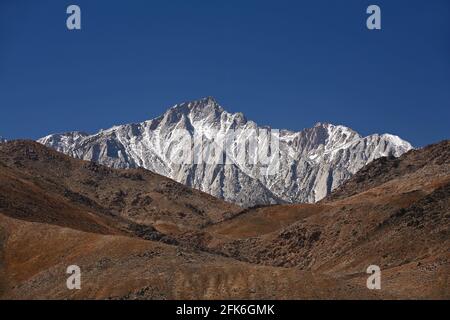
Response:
[[38, 97, 413, 206]]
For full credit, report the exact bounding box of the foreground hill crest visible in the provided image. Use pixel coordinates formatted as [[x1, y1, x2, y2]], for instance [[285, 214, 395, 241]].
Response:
[[38, 97, 413, 206]]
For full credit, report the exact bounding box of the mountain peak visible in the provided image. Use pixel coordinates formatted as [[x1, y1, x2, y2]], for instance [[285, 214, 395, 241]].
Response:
[[170, 96, 219, 110], [200, 96, 218, 105], [165, 96, 224, 119], [189, 96, 222, 111], [38, 98, 413, 206], [314, 122, 332, 128]]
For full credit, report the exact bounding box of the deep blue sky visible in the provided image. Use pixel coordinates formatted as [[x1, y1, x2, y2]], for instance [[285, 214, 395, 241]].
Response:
[[0, 0, 449, 146]]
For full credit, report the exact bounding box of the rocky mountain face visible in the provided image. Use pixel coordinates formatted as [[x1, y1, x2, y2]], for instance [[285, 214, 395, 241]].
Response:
[[38, 97, 413, 206], [327, 140, 450, 201]]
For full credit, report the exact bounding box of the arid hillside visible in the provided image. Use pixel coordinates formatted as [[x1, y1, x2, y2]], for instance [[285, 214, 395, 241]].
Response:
[[0, 141, 239, 233], [0, 140, 448, 299], [202, 141, 450, 299]]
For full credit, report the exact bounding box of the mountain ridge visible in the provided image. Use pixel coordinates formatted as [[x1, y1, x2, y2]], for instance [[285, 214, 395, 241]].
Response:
[[38, 97, 413, 206]]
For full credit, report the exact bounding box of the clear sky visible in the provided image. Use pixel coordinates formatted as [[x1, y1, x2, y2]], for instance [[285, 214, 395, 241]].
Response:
[[0, 0, 449, 146]]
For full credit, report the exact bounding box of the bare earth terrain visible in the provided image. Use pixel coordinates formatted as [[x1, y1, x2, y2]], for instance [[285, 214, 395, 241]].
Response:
[[0, 140, 448, 299]]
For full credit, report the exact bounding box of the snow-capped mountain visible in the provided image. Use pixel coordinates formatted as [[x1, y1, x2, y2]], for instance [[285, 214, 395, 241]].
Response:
[[38, 97, 413, 206]]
